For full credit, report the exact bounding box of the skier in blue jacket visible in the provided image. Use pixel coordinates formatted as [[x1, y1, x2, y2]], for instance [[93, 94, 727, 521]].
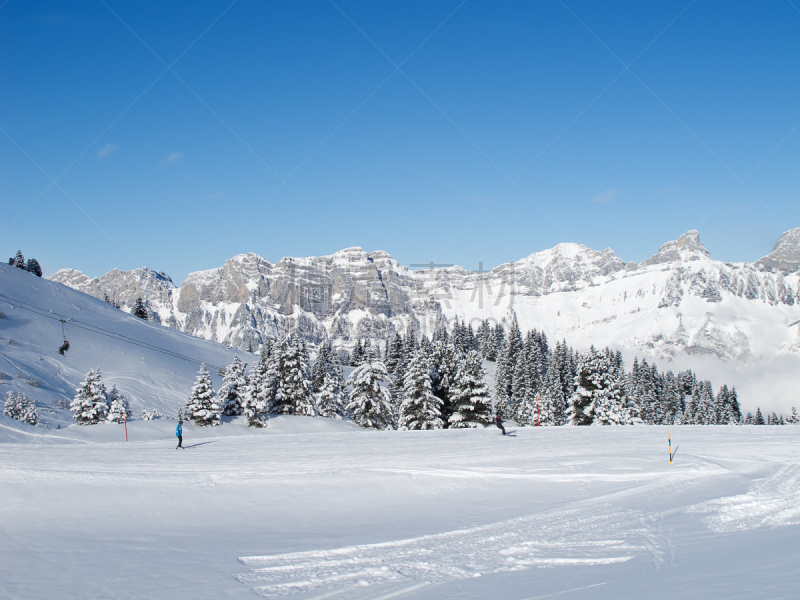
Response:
[[176, 421, 184, 449]]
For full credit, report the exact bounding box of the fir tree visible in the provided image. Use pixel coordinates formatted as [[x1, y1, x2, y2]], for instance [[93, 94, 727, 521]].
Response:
[[351, 340, 365, 366], [272, 335, 314, 416], [25, 258, 42, 277], [131, 297, 148, 320], [448, 350, 493, 428], [4, 391, 38, 425], [754, 407, 765, 425], [243, 346, 271, 427], [314, 341, 345, 419], [540, 357, 565, 425], [315, 368, 345, 419], [71, 369, 109, 424], [219, 356, 247, 416], [385, 333, 405, 377], [399, 349, 443, 430], [13, 250, 25, 269], [787, 407, 799, 424], [567, 347, 629, 425], [346, 358, 393, 429], [106, 385, 131, 423], [186, 364, 220, 426], [430, 339, 456, 425]]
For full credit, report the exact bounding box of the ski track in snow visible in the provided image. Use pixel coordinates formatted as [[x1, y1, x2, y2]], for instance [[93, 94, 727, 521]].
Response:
[[236, 506, 641, 598], [688, 463, 800, 532]]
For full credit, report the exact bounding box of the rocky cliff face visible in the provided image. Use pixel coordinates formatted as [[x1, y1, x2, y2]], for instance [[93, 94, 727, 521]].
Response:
[[50, 230, 800, 366], [755, 228, 800, 274]]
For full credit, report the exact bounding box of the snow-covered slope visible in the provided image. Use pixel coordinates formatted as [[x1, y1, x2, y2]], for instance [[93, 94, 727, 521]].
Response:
[[49, 230, 800, 413], [2, 423, 800, 599], [0, 263, 240, 424]]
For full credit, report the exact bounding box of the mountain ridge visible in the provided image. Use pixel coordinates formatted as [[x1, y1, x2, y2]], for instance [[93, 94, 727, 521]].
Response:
[[40, 228, 800, 413]]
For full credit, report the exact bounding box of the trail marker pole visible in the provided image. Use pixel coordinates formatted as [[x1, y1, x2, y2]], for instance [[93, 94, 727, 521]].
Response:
[[124, 412, 128, 442], [668, 429, 671, 464], [536, 393, 540, 427]]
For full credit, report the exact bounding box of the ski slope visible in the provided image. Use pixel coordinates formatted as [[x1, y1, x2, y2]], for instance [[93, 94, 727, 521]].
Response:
[[1, 417, 798, 599], [0, 263, 241, 423]]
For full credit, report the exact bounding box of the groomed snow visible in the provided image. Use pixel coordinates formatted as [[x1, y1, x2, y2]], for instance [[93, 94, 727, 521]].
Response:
[[1, 418, 798, 599]]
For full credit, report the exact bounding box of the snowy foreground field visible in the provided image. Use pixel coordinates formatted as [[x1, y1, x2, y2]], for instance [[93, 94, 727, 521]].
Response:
[[1, 418, 799, 600]]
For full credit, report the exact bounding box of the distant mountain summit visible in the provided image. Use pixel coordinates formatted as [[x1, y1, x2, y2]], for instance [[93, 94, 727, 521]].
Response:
[[640, 230, 712, 266], [756, 228, 800, 274]]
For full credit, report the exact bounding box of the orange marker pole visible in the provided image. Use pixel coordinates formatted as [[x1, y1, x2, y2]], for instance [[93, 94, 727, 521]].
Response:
[[668, 429, 671, 464], [124, 412, 128, 442]]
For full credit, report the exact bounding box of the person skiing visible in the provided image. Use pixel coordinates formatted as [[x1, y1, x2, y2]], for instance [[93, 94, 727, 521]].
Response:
[[495, 412, 506, 436], [176, 421, 184, 449]]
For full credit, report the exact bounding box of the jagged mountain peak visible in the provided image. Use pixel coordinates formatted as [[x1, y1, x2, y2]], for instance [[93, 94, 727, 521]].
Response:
[[756, 228, 800, 274], [640, 230, 711, 267]]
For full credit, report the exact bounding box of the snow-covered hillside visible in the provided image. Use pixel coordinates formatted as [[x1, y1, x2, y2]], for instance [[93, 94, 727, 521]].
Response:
[[0, 263, 240, 423], [49, 230, 800, 414]]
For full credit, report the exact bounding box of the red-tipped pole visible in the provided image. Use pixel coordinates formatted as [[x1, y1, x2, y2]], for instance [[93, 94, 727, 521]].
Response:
[[124, 412, 128, 442]]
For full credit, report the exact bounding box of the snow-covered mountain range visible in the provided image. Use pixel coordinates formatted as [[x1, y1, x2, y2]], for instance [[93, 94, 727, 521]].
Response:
[[49, 229, 800, 413]]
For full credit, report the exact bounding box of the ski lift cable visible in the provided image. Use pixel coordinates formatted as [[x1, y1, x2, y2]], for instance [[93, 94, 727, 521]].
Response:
[[0, 292, 213, 362], [6, 299, 226, 371], [0, 293, 226, 371]]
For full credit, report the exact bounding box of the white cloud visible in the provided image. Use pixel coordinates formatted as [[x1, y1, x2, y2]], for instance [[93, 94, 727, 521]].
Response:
[[97, 143, 117, 158], [161, 152, 183, 165], [591, 188, 616, 203]]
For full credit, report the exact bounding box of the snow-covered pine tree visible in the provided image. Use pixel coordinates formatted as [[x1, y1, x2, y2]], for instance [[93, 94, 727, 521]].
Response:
[[787, 407, 799, 424], [243, 346, 271, 426], [106, 385, 131, 423], [3, 391, 21, 420], [315, 367, 344, 419], [314, 342, 345, 419], [567, 348, 606, 425], [71, 368, 109, 424], [430, 339, 455, 424], [754, 407, 765, 425], [448, 350, 492, 428], [219, 355, 247, 416], [509, 350, 528, 423], [13, 250, 25, 269], [131, 297, 148, 320], [591, 353, 631, 426], [399, 349, 443, 430], [350, 340, 365, 366], [493, 340, 510, 411], [385, 333, 404, 377], [4, 391, 38, 425], [346, 358, 393, 429], [272, 334, 314, 416], [186, 364, 220, 427], [727, 387, 742, 423], [311, 340, 332, 393], [476, 320, 492, 358], [540, 357, 564, 425]]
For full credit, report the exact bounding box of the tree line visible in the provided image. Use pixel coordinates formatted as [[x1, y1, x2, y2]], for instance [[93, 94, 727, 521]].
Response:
[[46, 316, 797, 429]]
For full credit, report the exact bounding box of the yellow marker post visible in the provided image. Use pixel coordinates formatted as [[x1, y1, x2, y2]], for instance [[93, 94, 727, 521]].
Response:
[[669, 429, 672, 464]]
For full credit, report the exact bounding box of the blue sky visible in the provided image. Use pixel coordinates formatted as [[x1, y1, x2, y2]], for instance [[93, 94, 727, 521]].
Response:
[[2, 0, 799, 282]]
